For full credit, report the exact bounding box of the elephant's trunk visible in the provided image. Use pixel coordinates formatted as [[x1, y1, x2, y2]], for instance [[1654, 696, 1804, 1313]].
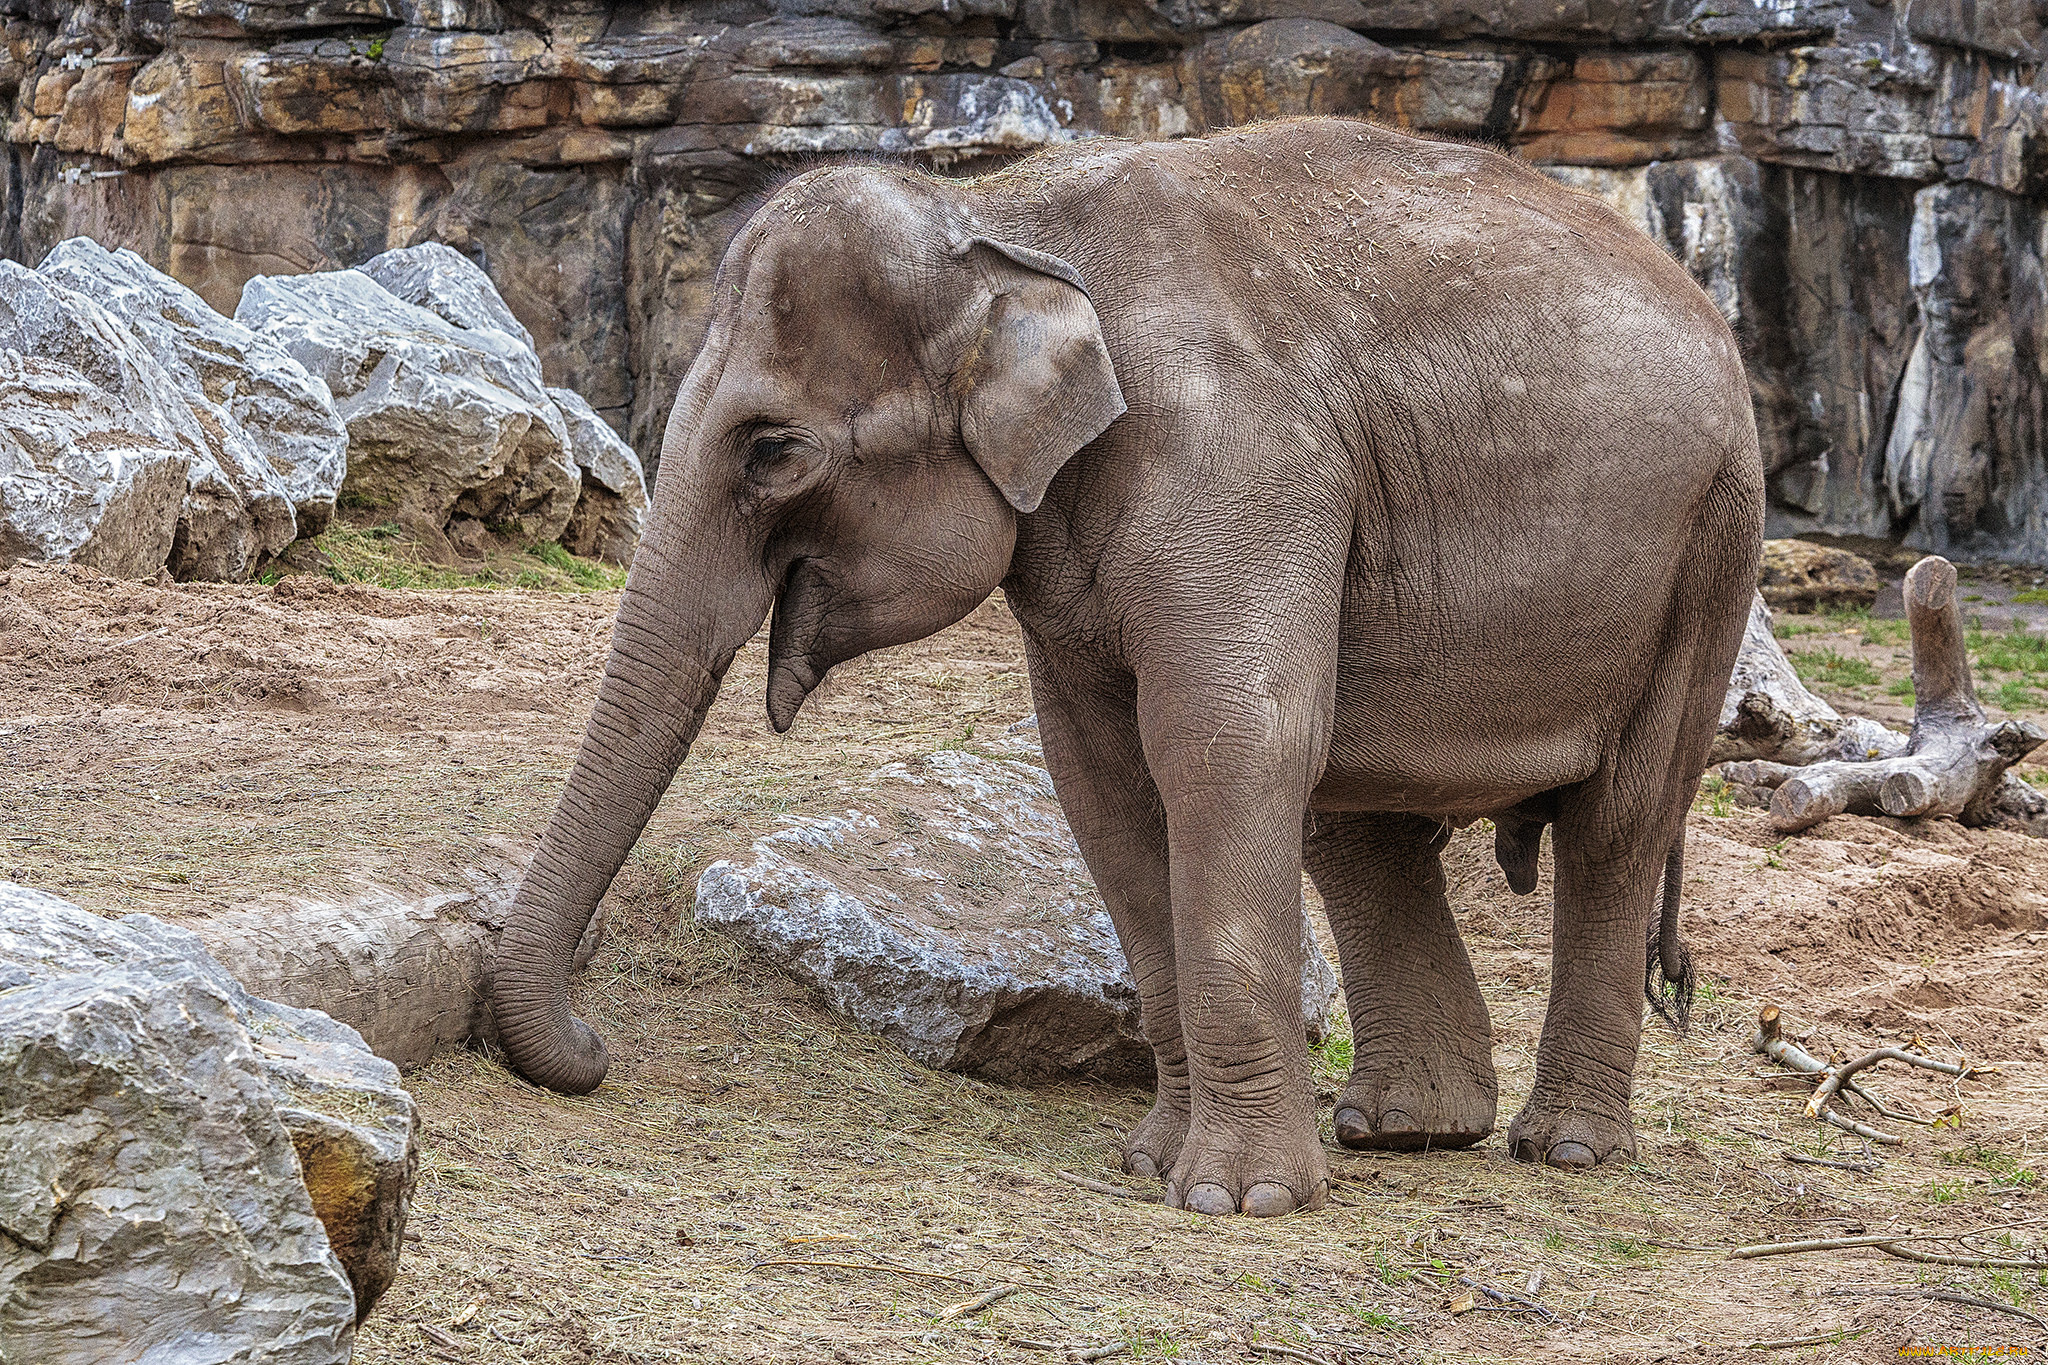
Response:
[[492, 582, 732, 1092]]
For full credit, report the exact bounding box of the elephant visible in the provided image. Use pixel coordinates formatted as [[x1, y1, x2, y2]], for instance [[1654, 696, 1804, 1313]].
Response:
[[490, 115, 1765, 1217]]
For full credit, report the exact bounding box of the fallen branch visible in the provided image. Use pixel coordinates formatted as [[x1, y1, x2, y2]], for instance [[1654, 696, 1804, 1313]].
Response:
[[1730, 1231, 2048, 1269], [1749, 1005, 1984, 1147], [1742, 1328, 1871, 1351], [1053, 1170, 1161, 1204], [1247, 1345, 1330, 1365], [937, 1283, 1018, 1322], [748, 1258, 970, 1284], [1720, 559, 2046, 832], [1824, 1286, 2047, 1328], [1073, 1345, 1129, 1363]]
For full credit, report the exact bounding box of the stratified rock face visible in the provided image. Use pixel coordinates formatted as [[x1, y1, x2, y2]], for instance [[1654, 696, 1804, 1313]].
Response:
[[237, 266, 579, 545], [35, 237, 348, 540], [0, 352, 188, 577], [694, 751, 1339, 1083], [550, 385, 647, 564], [0, 882, 421, 1360], [4, 2, 2046, 559], [0, 259, 286, 581]]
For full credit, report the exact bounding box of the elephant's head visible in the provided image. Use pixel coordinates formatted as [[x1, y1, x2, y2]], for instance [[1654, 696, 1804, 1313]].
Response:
[[492, 166, 1128, 1093]]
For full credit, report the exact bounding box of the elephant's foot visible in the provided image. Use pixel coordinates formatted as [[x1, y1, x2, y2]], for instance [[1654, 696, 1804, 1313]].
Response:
[[1121, 1094, 1189, 1179], [1333, 1058, 1496, 1152], [1505, 1097, 1637, 1170], [1166, 1114, 1329, 1217]]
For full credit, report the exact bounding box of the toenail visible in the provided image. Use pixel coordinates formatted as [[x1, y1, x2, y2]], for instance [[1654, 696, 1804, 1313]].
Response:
[[1334, 1107, 1369, 1143], [1241, 1182, 1297, 1217], [1379, 1108, 1421, 1134], [1548, 1141, 1597, 1170], [1125, 1152, 1160, 1178], [1183, 1183, 1235, 1216]]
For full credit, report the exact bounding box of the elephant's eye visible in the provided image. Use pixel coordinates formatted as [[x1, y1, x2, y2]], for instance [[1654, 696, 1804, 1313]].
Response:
[[749, 435, 795, 473]]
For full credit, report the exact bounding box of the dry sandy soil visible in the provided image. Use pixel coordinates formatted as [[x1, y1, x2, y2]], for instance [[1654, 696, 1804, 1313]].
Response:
[[2, 560, 2045, 1365]]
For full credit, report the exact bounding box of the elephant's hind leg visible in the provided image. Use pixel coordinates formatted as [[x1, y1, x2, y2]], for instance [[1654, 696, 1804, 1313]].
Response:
[[1305, 812, 1497, 1151]]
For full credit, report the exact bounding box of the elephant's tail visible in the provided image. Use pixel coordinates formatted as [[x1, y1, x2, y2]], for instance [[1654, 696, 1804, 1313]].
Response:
[[1644, 835, 1695, 1030]]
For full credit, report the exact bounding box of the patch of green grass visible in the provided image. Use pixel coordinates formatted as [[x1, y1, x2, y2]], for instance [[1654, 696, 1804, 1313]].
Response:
[[1773, 620, 1817, 640], [1607, 1238, 1654, 1260], [1926, 1178, 1967, 1204], [1696, 773, 1735, 818], [1940, 1144, 2039, 1186], [1886, 677, 1916, 702], [297, 521, 627, 593], [1860, 618, 1909, 647], [1993, 678, 2039, 712], [1348, 1305, 1405, 1333], [2012, 587, 2048, 605], [1789, 648, 1881, 689], [1968, 622, 2048, 674], [1315, 1033, 1354, 1078], [1372, 1245, 1412, 1285], [1126, 1331, 1183, 1358]]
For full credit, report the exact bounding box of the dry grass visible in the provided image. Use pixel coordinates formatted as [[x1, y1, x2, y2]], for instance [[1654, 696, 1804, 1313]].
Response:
[[3, 562, 2043, 1363]]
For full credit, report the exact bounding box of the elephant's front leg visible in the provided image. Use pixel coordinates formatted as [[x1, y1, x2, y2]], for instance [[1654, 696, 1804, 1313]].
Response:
[[1022, 634, 1187, 1179], [1144, 694, 1331, 1218]]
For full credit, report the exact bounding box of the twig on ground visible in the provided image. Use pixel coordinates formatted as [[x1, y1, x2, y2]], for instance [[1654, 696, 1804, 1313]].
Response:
[[1053, 1170, 1162, 1204], [1730, 1228, 2048, 1269], [1749, 1005, 1988, 1147], [1824, 1286, 2047, 1328], [1456, 1274, 1558, 1323], [937, 1283, 1018, 1321], [748, 1258, 970, 1283], [1785, 1152, 1879, 1173], [1743, 1328, 1871, 1350], [1247, 1343, 1329, 1365], [1073, 1344, 1129, 1362]]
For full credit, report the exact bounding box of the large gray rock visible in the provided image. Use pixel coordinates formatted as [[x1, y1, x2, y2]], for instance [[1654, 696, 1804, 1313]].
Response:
[[236, 267, 580, 546], [0, 261, 282, 582], [549, 385, 647, 565], [694, 750, 1340, 1084], [36, 238, 349, 541], [0, 353, 190, 578], [357, 239, 535, 350], [0, 884, 419, 1360]]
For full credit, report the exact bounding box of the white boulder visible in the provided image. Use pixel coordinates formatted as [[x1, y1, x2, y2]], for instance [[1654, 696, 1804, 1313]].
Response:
[[0, 259, 285, 582], [357, 240, 535, 349], [0, 884, 419, 1359], [549, 386, 648, 565], [694, 750, 1339, 1082], [0, 353, 189, 578], [237, 267, 580, 546], [37, 238, 349, 540]]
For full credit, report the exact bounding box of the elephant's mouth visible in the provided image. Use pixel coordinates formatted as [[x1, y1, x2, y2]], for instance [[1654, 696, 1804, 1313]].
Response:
[[765, 556, 832, 732]]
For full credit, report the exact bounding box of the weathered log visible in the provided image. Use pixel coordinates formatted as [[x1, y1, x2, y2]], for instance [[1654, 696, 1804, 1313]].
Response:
[[1719, 559, 2047, 834], [1713, 592, 1904, 767]]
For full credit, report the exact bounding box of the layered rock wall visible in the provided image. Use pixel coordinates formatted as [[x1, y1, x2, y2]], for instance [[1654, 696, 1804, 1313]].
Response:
[[4, 1, 2044, 557]]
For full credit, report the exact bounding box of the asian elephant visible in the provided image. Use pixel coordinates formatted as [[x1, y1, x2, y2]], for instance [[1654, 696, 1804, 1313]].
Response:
[[490, 116, 1765, 1217]]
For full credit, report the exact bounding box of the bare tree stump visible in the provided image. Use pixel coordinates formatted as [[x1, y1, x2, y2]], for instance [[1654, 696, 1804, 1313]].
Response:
[[1721, 558, 2046, 833], [1713, 592, 1905, 767]]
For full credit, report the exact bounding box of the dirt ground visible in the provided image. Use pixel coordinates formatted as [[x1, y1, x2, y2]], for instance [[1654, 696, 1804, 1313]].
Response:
[[2, 559, 2044, 1364]]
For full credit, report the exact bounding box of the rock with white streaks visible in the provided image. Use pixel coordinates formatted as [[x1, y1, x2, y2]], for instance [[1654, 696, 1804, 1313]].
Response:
[[694, 750, 1339, 1083], [237, 266, 579, 547], [36, 237, 348, 541], [0, 352, 189, 578], [0, 882, 421, 1360]]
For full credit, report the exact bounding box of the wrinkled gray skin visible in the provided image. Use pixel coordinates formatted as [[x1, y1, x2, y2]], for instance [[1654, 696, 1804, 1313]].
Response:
[[491, 117, 1765, 1217]]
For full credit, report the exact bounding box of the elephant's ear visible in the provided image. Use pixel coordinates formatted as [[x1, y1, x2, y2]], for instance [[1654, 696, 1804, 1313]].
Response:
[[951, 238, 1126, 515]]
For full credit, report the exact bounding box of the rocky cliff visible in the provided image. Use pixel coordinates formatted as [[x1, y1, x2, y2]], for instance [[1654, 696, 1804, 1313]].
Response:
[[3, 1, 2044, 559]]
